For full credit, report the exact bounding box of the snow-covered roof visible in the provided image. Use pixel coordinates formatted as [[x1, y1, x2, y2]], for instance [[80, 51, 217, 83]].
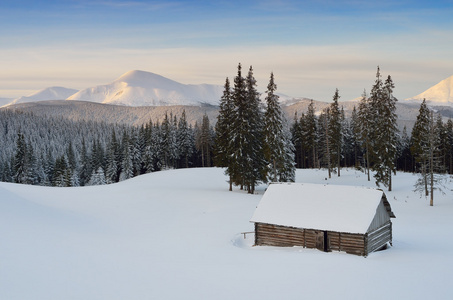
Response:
[[250, 183, 388, 234]]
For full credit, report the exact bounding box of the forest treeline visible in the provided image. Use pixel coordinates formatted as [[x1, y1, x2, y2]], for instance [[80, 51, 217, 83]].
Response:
[[1, 66, 453, 196]]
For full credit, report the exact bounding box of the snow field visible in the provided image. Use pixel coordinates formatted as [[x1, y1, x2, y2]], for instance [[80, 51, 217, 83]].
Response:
[[1, 168, 453, 299]]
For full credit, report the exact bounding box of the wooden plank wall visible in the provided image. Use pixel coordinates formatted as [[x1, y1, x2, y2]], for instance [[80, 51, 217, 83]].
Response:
[[255, 222, 392, 256], [366, 221, 392, 255], [255, 223, 368, 256], [328, 232, 366, 256], [255, 223, 305, 247]]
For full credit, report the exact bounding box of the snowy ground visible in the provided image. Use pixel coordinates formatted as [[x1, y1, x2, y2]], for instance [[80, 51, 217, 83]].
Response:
[[1, 168, 453, 300]]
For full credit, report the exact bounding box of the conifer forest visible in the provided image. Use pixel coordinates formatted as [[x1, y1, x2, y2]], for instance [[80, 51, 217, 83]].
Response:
[[1, 66, 453, 194]]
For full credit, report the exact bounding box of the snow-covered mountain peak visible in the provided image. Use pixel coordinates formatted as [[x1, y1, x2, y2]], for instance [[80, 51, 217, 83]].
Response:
[[114, 70, 179, 88], [67, 70, 223, 107], [406, 75, 453, 106], [2, 86, 78, 107]]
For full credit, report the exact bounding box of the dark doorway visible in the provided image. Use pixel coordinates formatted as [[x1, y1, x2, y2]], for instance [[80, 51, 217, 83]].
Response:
[[316, 231, 324, 251], [316, 231, 329, 252]]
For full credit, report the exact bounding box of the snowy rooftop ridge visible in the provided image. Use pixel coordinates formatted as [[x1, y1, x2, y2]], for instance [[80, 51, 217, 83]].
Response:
[[250, 183, 387, 234]]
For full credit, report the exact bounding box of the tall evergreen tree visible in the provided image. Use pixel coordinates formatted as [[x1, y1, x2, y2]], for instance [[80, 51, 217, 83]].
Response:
[[358, 89, 372, 181], [178, 110, 194, 168], [369, 68, 399, 191], [304, 100, 318, 168], [13, 131, 27, 184], [411, 99, 431, 196], [263, 72, 295, 182], [230, 64, 266, 193], [214, 78, 235, 190], [328, 88, 342, 176]]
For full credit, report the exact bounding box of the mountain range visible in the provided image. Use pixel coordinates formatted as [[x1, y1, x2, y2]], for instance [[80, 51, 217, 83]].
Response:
[[2, 70, 225, 108], [2, 70, 453, 132], [2, 70, 453, 108]]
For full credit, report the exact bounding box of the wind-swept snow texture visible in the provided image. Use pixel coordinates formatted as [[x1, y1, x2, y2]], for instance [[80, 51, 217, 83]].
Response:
[[67, 70, 224, 106], [1, 168, 453, 300]]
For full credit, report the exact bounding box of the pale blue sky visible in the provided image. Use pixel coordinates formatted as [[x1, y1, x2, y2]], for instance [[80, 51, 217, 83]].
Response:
[[1, 0, 452, 101]]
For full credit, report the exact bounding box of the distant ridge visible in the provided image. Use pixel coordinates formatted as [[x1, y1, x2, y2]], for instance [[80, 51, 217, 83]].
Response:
[[3, 87, 78, 107]]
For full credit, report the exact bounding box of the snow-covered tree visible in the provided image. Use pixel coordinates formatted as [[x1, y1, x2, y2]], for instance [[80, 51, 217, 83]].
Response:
[[369, 68, 399, 191], [263, 72, 295, 182]]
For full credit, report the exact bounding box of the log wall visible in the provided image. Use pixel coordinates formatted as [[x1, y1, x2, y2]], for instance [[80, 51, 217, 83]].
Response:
[[255, 222, 392, 257]]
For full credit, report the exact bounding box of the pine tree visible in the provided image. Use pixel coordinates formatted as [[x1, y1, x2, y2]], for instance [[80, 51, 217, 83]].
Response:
[[263, 72, 295, 182], [178, 110, 194, 168], [105, 129, 119, 184], [214, 78, 235, 190], [350, 106, 362, 169], [446, 119, 453, 174], [120, 131, 133, 181], [290, 112, 302, 168], [230, 64, 266, 193], [369, 68, 399, 191], [411, 99, 431, 196], [328, 88, 342, 176], [304, 100, 318, 168], [358, 89, 372, 181], [413, 110, 447, 206], [13, 131, 27, 184], [88, 167, 106, 186]]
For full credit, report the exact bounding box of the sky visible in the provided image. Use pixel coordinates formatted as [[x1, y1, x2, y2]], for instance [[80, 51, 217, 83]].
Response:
[[1, 0, 453, 102]]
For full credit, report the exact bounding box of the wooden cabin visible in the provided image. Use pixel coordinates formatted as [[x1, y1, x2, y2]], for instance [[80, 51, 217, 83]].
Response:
[[250, 183, 396, 256]]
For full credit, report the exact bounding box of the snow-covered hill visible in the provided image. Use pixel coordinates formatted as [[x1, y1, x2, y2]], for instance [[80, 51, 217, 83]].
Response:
[[2, 87, 78, 107], [1, 168, 453, 299], [67, 70, 224, 107], [1, 100, 219, 126], [406, 75, 453, 106]]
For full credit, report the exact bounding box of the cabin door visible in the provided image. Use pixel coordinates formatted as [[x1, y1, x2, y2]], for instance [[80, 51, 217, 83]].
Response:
[[315, 231, 324, 251], [316, 231, 329, 252]]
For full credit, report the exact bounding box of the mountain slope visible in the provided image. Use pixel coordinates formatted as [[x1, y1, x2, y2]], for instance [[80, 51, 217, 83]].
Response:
[[67, 70, 224, 107], [2, 87, 78, 107], [406, 75, 453, 106]]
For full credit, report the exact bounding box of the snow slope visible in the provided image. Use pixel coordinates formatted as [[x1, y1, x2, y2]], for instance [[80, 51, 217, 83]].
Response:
[[1, 168, 453, 299], [406, 75, 453, 106], [2, 87, 78, 107], [67, 70, 224, 107]]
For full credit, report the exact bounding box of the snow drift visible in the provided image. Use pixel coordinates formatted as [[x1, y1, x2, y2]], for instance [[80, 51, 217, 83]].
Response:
[[1, 168, 453, 299]]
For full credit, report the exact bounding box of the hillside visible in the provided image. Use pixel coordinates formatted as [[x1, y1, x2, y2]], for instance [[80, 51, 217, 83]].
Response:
[[3, 97, 427, 131], [1, 168, 452, 299], [1, 100, 220, 126]]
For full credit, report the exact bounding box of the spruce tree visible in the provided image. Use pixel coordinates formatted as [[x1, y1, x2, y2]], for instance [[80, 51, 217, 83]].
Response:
[[263, 72, 295, 182], [13, 131, 26, 184], [358, 89, 372, 181], [328, 88, 342, 176], [214, 78, 235, 190], [230, 64, 266, 193], [304, 100, 318, 168], [369, 68, 399, 191], [411, 99, 431, 196]]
